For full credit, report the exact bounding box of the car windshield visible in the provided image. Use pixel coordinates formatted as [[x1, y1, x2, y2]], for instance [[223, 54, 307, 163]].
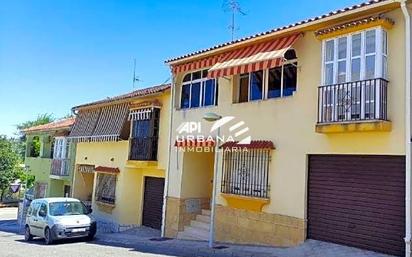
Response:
[[49, 201, 88, 216]]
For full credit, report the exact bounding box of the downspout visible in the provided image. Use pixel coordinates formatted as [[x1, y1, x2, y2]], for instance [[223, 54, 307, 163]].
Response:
[[401, 1, 412, 256], [161, 69, 175, 237]]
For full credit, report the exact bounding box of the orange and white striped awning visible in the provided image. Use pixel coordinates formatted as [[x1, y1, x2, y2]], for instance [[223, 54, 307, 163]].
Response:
[[172, 55, 220, 75], [207, 33, 302, 78], [174, 139, 215, 148]]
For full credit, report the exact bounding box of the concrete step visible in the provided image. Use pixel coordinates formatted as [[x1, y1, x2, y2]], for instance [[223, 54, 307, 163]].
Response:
[[201, 209, 211, 216], [190, 220, 210, 230], [196, 214, 211, 223]]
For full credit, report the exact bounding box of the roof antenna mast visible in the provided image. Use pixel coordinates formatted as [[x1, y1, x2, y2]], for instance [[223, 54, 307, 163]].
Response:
[[132, 58, 142, 89], [223, 0, 246, 41]]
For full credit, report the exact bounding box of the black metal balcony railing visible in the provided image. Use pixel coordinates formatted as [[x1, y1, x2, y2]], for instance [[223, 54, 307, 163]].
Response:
[[318, 78, 388, 124], [51, 159, 70, 176], [129, 137, 158, 161]]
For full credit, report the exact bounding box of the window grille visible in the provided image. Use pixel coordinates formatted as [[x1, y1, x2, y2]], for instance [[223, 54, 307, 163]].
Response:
[[221, 149, 271, 198]]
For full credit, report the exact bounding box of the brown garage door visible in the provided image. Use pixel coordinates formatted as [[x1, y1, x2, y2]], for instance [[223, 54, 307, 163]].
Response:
[[142, 177, 165, 229], [308, 155, 405, 256]]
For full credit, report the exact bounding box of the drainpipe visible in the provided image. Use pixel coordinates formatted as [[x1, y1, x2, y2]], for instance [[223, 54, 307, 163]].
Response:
[[161, 69, 175, 238], [401, 0, 412, 256]]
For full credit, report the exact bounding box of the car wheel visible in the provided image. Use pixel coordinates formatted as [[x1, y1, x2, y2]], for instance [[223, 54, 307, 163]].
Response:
[[44, 227, 54, 245], [85, 233, 95, 241], [24, 226, 33, 241]]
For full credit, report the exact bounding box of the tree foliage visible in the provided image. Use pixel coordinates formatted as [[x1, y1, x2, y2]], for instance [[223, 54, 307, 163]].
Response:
[[14, 113, 55, 159], [16, 113, 55, 134], [0, 136, 21, 200]]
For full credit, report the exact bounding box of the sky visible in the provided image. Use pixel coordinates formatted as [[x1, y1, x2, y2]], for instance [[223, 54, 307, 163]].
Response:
[[0, 0, 361, 137]]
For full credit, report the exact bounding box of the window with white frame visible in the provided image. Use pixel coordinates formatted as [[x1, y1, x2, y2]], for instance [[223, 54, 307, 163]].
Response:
[[322, 27, 388, 85], [319, 27, 389, 123], [236, 49, 298, 103], [53, 137, 69, 160], [180, 69, 218, 109]]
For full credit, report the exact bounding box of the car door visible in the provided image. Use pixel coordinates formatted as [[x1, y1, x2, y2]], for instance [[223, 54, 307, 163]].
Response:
[[27, 202, 40, 236], [36, 203, 48, 237]]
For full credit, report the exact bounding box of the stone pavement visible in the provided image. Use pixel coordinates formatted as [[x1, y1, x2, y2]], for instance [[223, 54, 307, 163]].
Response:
[[95, 227, 395, 257]]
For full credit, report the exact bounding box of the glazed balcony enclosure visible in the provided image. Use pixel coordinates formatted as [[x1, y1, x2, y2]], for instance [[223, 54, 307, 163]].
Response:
[[128, 107, 161, 161]]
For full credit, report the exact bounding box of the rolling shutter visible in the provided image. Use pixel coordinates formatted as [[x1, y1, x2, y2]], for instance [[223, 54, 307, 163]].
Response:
[[307, 155, 405, 256]]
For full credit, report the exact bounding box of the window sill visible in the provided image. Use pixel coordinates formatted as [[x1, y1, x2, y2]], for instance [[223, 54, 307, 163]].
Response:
[[126, 160, 158, 168], [175, 105, 218, 112], [221, 193, 270, 212], [95, 201, 116, 213], [232, 92, 296, 105], [315, 120, 392, 133]]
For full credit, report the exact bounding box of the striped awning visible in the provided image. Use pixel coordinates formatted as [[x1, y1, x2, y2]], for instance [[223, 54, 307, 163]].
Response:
[[77, 164, 95, 174], [174, 139, 215, 148], [172, 55, 220, 75], [129, 108, 153, 121], [208, 33, 302, 78], [69, 103, 129, 142], [220, 140, 275, 150], [69, 109, 101, 139]]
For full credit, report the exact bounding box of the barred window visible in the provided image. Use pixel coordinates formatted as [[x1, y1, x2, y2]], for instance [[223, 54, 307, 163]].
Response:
[[221, 149, 271, 198], [95, 173, 117, 205]]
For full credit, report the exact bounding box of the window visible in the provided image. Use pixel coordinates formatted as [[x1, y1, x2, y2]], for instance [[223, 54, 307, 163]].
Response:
[[129, 108, 160, 161], [27, 136, 40, 158], [53, 137, 69, 160], [95, 173, 117, 205], [39, 203, 47, 216], [221, 149, 271, 198], [180, 69, 218, 109], [236, 49, 298, 103], [322, 27, 388, 85]]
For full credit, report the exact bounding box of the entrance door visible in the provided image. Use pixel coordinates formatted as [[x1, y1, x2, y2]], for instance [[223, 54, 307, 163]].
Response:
[[307, 155, 405, 256], [142, 177, 165, 229]]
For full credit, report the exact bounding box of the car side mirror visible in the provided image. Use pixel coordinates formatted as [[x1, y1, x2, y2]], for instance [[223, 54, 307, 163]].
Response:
[[88, 208, 93, 214], [39, 210, 46, 217]]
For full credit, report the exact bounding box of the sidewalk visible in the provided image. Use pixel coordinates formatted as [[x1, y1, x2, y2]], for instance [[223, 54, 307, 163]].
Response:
[[94, 227, 394, 257]]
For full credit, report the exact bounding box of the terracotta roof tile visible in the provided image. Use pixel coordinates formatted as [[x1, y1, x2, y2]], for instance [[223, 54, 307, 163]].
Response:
[[73, 84, 171, 110], [165, 0, 390, 63], [23, 117, 75, 133], [95, 166, 120, 174]]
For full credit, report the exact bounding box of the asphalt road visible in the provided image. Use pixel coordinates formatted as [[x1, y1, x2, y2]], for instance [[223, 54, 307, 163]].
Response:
[[0, 207, 392, 257], [0, 208, 170, 257]]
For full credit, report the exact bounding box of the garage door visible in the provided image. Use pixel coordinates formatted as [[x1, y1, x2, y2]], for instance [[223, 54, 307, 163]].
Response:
[[142, 177, 165, 229], [307, 155, 405, 256]]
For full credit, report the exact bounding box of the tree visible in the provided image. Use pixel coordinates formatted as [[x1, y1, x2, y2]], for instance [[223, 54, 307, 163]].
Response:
[[14, 113, 55, 159], [15, 113, 55, 134], [0, 136, 21, 201]]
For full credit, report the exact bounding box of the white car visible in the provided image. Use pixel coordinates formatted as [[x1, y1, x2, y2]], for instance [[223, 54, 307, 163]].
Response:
[[24, 198, 96, 244]]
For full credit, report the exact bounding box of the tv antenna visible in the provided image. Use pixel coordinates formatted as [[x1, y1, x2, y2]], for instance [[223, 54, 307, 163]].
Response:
[[132, 58, 142, 88], [222, 0, 246, 41]]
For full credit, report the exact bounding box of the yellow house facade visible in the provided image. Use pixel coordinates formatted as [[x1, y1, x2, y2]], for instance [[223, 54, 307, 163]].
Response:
[[70, 84, 170, 232], [164, 1, 411, 256]]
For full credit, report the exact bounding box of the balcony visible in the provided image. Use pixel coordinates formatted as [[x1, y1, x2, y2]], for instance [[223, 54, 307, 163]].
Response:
[[316, 78, 391, 133], [50, 159, 70, 177], [129, 137, 158, 161]]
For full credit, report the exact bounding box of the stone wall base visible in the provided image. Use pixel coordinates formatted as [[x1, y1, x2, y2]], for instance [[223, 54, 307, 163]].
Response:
[[93, 216, 139, 233], [164, 196, 209, 237], [215, 205, 306, 247]]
